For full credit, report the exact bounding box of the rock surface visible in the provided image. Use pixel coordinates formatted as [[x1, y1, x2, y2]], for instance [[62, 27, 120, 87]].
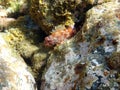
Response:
[[0, 0, 120, 90], [30, 0, 116, 34], [43, 1, 120, 90], [2, 16, 52, 89], [0, 34, 37, 90], [30, 0, 80, 34], [0, 0, 30, 17]]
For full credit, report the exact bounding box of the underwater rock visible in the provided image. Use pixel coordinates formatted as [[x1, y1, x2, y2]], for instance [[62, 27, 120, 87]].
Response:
[[0, 0, 30, 17], [31, 43, 51, 78], [0, 9, 15, 31], [30, 0, 80, 34], [4, 16, 45, 59], [30, 0, 116, 34], [86, 0, 117, 4], [106, 52, 120, 70], [2, 16, 52, 90], [43, 1, 120, 90], [5, 27, 39, 59], [0, 34, 37, 90]]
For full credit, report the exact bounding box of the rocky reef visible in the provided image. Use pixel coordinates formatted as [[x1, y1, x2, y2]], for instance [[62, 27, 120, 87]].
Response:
[[30, 0, 79, 34], [3, 15, 52, 81], [0, 0, 120, 90], [43, 1, 120, 90], [30, 0, 116, 34], [0, 0, 30, 17], [0, 13, 51, 90], [0, 34, 37, 90]]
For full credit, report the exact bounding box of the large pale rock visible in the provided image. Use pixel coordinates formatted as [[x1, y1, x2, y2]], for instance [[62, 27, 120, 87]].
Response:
[[43, 1, 120, 90], [2, 16, 52, 90], [0, 34, 37, 90]]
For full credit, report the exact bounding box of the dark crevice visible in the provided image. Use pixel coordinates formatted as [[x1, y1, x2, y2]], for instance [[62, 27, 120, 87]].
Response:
[[74, 3, 93, 32], [20, 55, 32, 66], [8, 12, 26, 19], [35, 55, 50, 90]]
